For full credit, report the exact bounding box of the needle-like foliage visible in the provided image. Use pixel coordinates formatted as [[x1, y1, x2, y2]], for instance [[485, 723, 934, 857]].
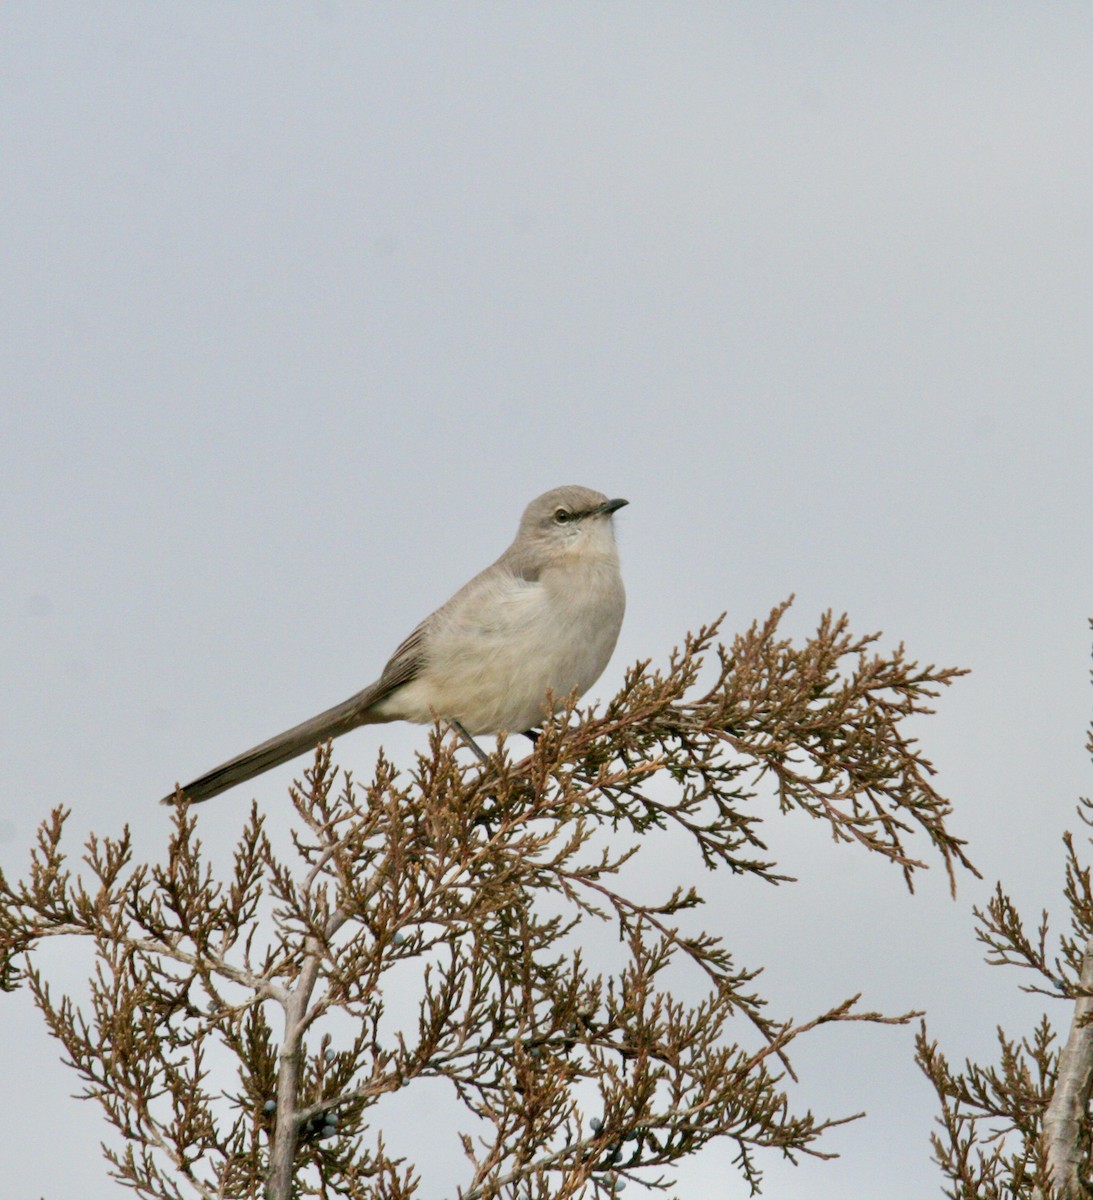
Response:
[[1, 603, 972, 1198], [917, 640, 1093, 1200]]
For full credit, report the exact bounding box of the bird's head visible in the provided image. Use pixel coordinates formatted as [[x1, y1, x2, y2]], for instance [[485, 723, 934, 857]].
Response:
[[514, 485, 628, 565]]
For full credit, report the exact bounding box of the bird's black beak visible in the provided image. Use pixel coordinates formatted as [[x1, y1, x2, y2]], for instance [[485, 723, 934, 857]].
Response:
[[597, 498, 628, 517]]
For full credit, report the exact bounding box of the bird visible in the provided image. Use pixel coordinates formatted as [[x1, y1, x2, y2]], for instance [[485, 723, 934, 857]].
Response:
[[162, 485, 628, 804]]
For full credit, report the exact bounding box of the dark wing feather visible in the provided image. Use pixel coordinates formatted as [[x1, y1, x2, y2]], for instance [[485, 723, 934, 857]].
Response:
[[375, 621, 428, 694]]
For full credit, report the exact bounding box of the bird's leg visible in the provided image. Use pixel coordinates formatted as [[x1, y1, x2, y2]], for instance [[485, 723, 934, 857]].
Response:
[[450, 722, 539, 833], [448, 719, 501, 832], [449, 719, 490, 765]]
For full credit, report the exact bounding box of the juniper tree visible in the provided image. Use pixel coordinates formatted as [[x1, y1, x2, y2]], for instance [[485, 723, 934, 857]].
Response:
[[918, 649, 1093, 1200], [1, 602, 974, 1199]]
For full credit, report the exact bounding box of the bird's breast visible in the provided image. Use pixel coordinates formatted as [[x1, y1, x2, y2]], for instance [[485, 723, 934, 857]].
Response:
[[388, 557, 625, 734]]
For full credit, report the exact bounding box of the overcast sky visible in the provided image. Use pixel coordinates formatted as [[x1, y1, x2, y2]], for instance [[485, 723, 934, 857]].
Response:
[[3, 5, 1092, 1197]]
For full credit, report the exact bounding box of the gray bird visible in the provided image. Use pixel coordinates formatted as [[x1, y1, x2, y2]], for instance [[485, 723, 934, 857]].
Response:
[[163, 485, 627, 804]]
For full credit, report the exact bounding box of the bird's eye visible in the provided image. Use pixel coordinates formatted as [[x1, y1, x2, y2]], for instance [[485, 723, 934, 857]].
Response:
[[554, 508, 572, 524]]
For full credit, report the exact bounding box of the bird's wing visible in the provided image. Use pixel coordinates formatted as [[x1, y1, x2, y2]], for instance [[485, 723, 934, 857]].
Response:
[[375, 621, 428, 693]]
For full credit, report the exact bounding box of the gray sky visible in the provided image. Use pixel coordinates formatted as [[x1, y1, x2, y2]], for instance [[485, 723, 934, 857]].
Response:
[[3, 4, 1092, 1196]]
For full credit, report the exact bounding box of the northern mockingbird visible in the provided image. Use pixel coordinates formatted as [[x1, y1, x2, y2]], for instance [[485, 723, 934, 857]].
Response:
[[163, 485, 627, 804]]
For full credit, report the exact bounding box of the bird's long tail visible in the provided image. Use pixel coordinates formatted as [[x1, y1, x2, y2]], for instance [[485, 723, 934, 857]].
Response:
[[161, 688, 382, 805]]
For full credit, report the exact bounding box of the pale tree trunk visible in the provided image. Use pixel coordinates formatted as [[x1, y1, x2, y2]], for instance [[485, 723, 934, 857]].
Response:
[[1037, 936, 1093, 1200], [267, 943, 323, 1200]]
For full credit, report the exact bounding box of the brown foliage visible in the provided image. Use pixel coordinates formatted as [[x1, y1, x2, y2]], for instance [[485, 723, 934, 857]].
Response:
[[917, 658, 1093, 1200], [1, 603, 972, 1198]]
